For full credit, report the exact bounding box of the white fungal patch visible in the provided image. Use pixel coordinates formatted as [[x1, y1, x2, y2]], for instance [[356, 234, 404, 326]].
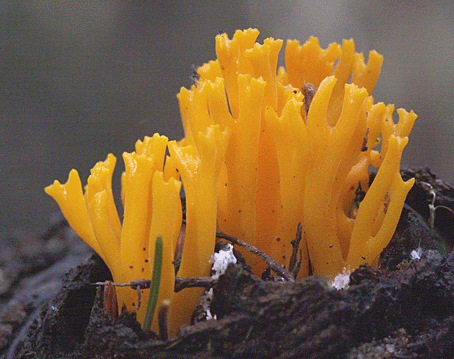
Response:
[[331, 267, 351, 290], [410, 247, 424, 260], [210, 243, 237, 279], [201, 244, 237, 320]]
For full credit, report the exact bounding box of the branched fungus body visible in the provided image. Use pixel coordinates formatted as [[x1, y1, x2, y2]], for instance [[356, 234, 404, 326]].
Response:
[[193, 29, 415, 277], [45, 28, 416, 336]]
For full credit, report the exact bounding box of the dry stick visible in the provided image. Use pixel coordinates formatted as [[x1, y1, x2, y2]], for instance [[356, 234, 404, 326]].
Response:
[[92, 279, 151, 289], [174, 276, 216, 292], [216, 230, 295, 282], [420, 181, 454, 229], [93, 277, 215, 292], [288, 222, 303, 278], [135, 284, 142, 310]]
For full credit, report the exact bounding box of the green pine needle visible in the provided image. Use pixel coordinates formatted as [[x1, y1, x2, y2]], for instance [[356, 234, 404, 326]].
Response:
[[142, 234, 163, 332]]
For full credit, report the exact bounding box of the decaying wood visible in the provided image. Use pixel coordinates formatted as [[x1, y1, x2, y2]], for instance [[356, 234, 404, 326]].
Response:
[[11, 168, 454, 358]]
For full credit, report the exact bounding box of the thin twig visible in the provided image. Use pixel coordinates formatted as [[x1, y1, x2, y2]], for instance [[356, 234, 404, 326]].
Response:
[[420, 181, 454, 229], [289, 222, 303, 278], [93, 276, 216, 292], [216, 230, 295, 282], [174, 276, 216, 292], [174, 222, 186, 275], [136, 284, 142, 310], [92, 279, 151, 289]]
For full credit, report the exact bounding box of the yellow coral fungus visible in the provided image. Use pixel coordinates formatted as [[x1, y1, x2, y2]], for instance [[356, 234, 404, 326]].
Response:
[[46, 134, 183, 333], [45, 28, 416, 337], [187, 28, 415, 278]]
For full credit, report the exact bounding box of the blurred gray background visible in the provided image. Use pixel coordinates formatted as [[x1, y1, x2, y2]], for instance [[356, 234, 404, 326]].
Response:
[[1, 0, 453, 236]]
